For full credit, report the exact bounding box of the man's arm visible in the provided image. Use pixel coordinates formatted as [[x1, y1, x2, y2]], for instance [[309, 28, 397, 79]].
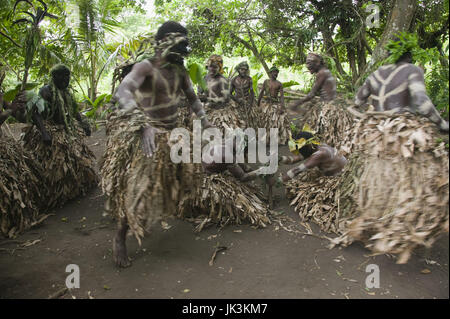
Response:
[[229, 78, 237, 102], [115, 60, 153, 113], [257, 80, 267, 107], [279, 82, 286, 111], [228, 164, 266, 182], [197, 75, 207, 102], [408, 68, 449, 132], [279, 154, 304, 164], [291, 71, 327, 109], [354, 77, 371, 107], [182, 72, 211, 128], [281, 149, 328, 182], [248, 77, 255, 106]]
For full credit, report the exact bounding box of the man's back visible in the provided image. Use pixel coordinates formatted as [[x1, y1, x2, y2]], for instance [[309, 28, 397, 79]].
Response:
[[355, 62, 448, 131]]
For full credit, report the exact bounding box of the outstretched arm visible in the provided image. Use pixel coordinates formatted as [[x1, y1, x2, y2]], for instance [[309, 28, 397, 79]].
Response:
[[408, 68, 449, 132], [279, 154, 304, 164], [281, 149, 327, 182], [228, 164, 266, 182], [291, 72, 326, 109]]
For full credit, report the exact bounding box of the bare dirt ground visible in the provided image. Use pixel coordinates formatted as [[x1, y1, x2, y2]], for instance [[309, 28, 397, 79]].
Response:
[[0, 114, 448, 299]]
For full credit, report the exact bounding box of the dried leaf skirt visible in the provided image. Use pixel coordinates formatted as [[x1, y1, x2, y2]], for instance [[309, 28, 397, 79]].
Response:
[[0, 134, 48, 238], [286, 114, 449, 263], [20, 122, 99, 210], [230, 99, 262, 130], [178, 173, 271, 228], [205, 101, 244, 132], [100, 109, 203, 244], [295, 98, 354, 149], [260, 100, 290, 145]]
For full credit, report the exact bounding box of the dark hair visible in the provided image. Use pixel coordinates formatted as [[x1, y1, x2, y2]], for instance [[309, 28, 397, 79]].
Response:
[[395, 51, 413, 64], [155, 21, 188, 41], [50, 64, 70, 76], [293, 131, 313, 140], [292, 131, 316, 158]]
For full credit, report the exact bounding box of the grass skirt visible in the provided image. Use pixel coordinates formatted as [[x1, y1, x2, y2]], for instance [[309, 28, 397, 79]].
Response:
[[286, 114, 448, 263], [100, 109, 203, 244], [178, 173, 271, 228], [205, 100, 245, 133], [20, 122, 98, 210], [260, 99, 290, 145], [0, 132, 48, 238]]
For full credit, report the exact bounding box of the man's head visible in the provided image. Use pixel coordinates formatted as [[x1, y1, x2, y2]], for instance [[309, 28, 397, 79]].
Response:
[[51, 64, 71, 90], [269, 66, 279, 79], [155, 21, 190, 65], [387, 36, 413, 64], [305, 53, 324, 74], [207, 55, 224, 76], [236, 61, 249, 77]]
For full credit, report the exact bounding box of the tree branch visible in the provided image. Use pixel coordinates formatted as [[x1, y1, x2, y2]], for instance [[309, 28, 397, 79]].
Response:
[[0, 30, 22, 48]]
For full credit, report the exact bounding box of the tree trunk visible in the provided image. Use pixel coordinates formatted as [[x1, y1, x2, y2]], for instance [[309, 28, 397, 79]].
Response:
[[321, 27, 346, 77], [357, 0, 417, 86]]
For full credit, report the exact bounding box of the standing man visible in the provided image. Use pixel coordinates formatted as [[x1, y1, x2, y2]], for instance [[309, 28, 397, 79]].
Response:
[[230, 61, 258, 128], [102, 21, 212, 267], [198, 55, 242, 131], [257, 66, 289, 144]]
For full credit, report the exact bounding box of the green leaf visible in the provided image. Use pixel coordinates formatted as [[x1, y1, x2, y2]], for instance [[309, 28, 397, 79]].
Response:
[[282, 81, 299, 88], [3, 89, 19, 102]]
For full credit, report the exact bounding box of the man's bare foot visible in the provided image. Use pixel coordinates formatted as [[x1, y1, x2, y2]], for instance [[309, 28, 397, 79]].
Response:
[[112, 236, 131, 268]]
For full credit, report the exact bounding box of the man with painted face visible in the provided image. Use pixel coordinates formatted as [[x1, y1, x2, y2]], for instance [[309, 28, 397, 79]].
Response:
[[354, 40, 449, 132], [103, 21, 212, 268], [198, 55, 230, 105], [230, 61, 254, 107], [230, 61, 260, 129], [198, 55, 242, 131], [291, 53, 336, 108], [115, 21, 211, 154]]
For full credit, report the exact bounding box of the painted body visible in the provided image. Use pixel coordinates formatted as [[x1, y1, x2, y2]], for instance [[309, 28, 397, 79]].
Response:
[[355, 62, 448, 131]]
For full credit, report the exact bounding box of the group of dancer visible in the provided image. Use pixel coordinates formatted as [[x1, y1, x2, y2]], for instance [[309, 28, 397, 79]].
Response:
[[1, 20, 448, 266]]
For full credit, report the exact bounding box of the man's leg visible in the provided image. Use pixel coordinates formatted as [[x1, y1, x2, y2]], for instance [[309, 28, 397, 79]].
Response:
[[112, 217, 131, 267]]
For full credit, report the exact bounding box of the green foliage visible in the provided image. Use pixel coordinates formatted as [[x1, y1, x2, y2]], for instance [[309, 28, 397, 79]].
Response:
[[187, 62, 207, 91], [25, 90, 46, 114], [83, 93, 112, 119], [2, 82, 40, 102], [252, 72, 263, 96], [282, 80, 299, 89], [386, 32, 438, 66], [426, 50, 449, 118]]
